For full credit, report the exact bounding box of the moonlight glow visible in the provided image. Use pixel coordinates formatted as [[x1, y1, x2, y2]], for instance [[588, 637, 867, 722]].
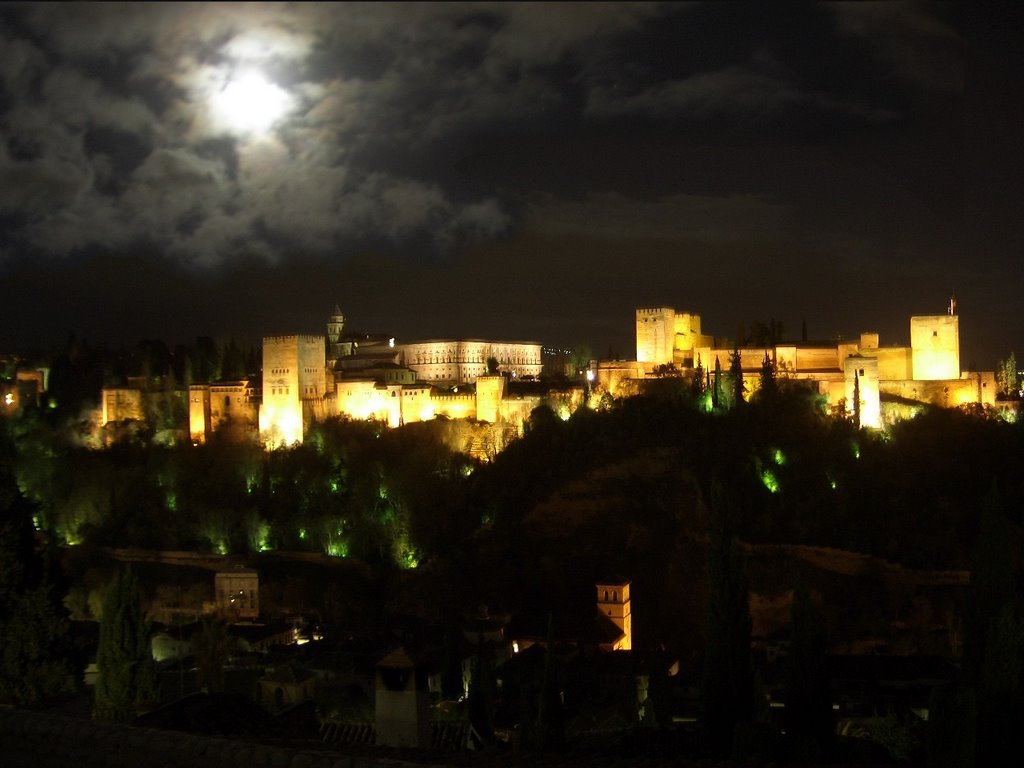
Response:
[[212, 71, 293, 135]]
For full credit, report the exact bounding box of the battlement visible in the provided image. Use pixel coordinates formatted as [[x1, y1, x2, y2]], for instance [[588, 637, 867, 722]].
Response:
[[264, 334, 324, 345]]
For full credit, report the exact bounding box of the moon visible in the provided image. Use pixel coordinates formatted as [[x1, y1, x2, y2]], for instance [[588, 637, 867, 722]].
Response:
[[212, 70, 293, 135]]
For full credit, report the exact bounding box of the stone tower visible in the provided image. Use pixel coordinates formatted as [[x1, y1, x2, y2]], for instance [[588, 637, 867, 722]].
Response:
[[636, 307, 675, 365], [375, 647, 430, 748], [910, 313, 960, 381], [596, 579, 632, 651], [326, 305, 346, 364]]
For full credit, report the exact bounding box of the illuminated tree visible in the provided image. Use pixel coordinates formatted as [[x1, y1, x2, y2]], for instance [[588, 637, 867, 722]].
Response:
[[995, 352, 1018, 398], [692, 354, 706, 400], [569, 345, 592, 376]]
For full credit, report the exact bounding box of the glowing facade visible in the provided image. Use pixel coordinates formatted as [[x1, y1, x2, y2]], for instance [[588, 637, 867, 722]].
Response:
[[609, 305, 997, 425], [396, 340, 542, 384], [596, 579, 632, 651], [636, 307, 714, 366], [260, 335, 327, 446]]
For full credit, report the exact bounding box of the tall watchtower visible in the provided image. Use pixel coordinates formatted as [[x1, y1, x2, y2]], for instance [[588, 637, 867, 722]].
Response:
[[326, 305, 346, 361], [596, 579, 632, 651]]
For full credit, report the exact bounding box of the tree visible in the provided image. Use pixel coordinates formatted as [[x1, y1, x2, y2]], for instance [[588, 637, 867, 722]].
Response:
[[784, 581, 834, 761], [757, 351, 777, 401], [192, 616, 236, 692], [852, 370, 861, 430], [94, 567, 157, 720], [534, 629, 565, 752], [568, 345, 592, 376], [963, 485, 1023, 765], [486, 356, 499, 375], [995, 352, 1018, 398], [0, 444, 76, 706], [712, 356, 723, 411], [729, 347, 745, 408], [692, 354, 707, 401], [702, 479, 754, 754]]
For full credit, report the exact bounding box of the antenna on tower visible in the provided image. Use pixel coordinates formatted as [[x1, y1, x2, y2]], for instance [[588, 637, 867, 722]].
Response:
[[948, 293, 957, 316]]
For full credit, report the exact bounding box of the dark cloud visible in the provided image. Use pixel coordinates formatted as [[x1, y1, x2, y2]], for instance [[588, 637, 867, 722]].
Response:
[[0, 3, 1018, 367]]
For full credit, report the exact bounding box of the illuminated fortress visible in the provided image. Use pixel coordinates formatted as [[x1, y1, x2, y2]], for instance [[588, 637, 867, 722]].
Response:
[[596, 300, 996, 428], [149, 300, 1002, 449], [186, 307, 551, 448]]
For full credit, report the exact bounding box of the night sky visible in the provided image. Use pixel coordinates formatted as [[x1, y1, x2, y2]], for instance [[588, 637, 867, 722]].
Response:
[[0, 3, 1020, 368]]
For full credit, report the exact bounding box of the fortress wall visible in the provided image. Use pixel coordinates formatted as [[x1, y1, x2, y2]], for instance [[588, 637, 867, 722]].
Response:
[[880, 375, 990, 408], [874, 346, 912, 380], [431, 393, 476, 420], [794, 346, 839, 371]]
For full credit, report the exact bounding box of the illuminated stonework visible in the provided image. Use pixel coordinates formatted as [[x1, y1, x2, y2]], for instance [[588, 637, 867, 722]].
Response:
[[911, 314, 960, 381], [614, 305, 998, 420], [596, 579, 632, 651], [396, 339, 542, 384], [190, 380, 258, 444], [636, 308, 714, 365], [260, 335, 327, 447]]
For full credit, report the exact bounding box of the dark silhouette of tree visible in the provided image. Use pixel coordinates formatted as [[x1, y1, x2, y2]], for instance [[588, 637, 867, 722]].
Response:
[[467, 636, 495, 747], [533, 617, 564, 752], [963, 485, 1023, 765], [712, 356, 723, 411], [220, 337, 246, 380], [486, 356, 499, 375], [692, 354, 706, 401], [95, 567, 157, 720], [0, 436, 76, 706], [758, 351, 777, 402], [192, 616, 235, 692], [702, 479, 753, 754], [784, 580, 834, 762], [729, 347, 744, 408], [852, 370, 861, 430]]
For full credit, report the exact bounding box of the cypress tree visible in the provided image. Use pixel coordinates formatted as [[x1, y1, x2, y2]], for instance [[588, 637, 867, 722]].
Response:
[[852, 371, 861, 429], [785, 580, 834, 762], [94, 567, 157, 720], [712, 356, 723, 411], [963, 485, 1023, 765], [693, 354, 706, 402], [702, 479, 754, 754], [758, 351, 777, 401], [729, 347, 744, 408]]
